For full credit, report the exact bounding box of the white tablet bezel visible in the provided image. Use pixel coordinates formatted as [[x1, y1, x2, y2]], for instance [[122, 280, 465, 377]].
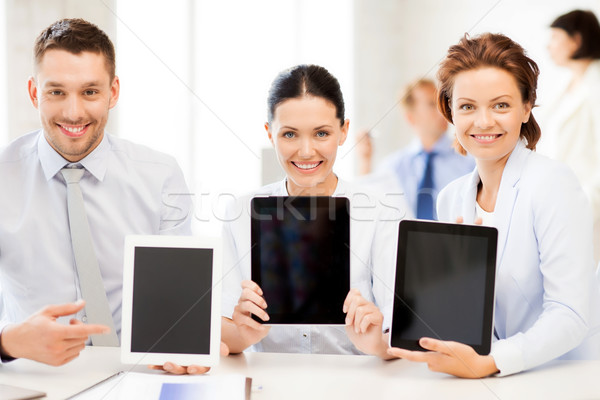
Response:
[[121, 235, 222, 366]]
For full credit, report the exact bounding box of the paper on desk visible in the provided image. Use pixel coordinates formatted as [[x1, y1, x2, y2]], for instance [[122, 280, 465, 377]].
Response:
[[69, 372, 250, 400]]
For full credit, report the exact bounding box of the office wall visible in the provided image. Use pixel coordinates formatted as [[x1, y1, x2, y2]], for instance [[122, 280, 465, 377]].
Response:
[[3, 0, 600, 172]]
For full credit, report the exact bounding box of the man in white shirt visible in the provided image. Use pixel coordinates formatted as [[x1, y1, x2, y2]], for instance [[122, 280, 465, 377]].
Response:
[[0, 18, 192, 367]]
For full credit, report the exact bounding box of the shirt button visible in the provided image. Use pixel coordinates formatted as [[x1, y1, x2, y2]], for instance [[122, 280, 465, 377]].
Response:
[[82, 315, 88, 322]]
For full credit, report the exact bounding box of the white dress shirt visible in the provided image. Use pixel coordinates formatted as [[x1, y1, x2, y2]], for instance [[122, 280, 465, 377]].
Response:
[[221, 178, 405, 354], [438, 140, 600, 376], [475, 202, 494, 227], [0, 131, 192, 339]]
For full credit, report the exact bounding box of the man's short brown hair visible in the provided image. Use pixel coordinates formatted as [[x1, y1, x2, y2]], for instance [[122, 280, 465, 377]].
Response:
[[400, 79, 437, 110], [34, 18, 116, 80]]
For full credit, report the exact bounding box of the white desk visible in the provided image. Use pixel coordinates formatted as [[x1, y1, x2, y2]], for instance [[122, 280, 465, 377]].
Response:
[[1, 347, 599, 399]]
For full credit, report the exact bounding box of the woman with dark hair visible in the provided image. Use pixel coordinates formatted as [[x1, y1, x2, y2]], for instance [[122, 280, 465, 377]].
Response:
[[359, 33, 600, 378], [219, 65, 405, 356], [541, 9, 600, 262]]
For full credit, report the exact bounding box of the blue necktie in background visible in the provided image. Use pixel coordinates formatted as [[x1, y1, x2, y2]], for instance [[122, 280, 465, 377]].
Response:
[[416, 152, 435, 220]]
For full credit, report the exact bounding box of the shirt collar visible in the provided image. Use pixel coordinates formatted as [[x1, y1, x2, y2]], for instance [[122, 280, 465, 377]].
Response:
[[412, 133, 454, 156], [280, 175, 343, 196], [431, 133, 454, 154], [38, 131, 110, 182]]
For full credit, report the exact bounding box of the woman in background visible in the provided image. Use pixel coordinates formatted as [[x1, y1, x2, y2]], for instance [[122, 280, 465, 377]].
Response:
[[540, 9, 600, 262]]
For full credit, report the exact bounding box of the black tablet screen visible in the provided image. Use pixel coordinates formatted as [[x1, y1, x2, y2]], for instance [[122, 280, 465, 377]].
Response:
[[391, 221, 496, 354], [251, 197, 350, 324], [131, 247, 213, 354]]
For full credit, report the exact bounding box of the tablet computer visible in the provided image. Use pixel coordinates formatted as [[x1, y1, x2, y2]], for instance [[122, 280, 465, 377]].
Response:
[[250, 196, 350, 325], [121, 235, 221, 366], [390, 220, 497, 355]]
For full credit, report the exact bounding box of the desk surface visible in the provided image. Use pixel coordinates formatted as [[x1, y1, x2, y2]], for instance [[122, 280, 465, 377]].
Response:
[[1, 347, 598, 400]]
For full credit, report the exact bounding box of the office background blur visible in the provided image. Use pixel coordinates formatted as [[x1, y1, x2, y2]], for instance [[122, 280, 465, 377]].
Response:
[[1, 0, 599, 233]]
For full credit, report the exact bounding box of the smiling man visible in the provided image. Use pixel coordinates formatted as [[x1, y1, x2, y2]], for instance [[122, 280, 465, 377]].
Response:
[[0, 18, 192, 366]]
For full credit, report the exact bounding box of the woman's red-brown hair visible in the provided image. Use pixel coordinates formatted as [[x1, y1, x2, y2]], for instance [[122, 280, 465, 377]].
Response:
[[437, 33, 541, 155]]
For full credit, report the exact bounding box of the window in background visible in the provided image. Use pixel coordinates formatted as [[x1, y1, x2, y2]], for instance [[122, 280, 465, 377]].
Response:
[[116, 0, 353, 234], [0, 0, 7, 144]]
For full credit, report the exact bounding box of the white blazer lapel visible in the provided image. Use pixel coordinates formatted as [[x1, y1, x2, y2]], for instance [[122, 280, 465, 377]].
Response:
[[461, 170, 480, 224], [493, 141, 530, 266]]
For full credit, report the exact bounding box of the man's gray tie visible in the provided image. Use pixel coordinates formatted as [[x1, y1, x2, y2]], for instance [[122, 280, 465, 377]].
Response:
[[61, 167, 119, 346]]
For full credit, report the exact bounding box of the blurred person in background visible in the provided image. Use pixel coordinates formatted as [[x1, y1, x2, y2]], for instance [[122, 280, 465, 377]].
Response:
[[355, 79, 474, 220], [539, 9, 600, 262]]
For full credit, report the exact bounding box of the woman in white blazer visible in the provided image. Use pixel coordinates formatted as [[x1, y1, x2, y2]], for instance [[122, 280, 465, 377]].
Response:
[[383, 33, 600, 378], [540, 10, 600, 262]]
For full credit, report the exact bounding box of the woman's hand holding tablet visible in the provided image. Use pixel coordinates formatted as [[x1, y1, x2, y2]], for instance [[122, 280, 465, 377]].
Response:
[[221, 280, 271, 354], [232, 280, 271, 345], [343, 289, 394, 360], [341, 288, 500, 374], [387, 339, 498, 378]]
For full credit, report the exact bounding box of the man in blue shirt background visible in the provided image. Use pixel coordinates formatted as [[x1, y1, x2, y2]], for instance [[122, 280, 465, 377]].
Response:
[[356, 79, 474, 219]]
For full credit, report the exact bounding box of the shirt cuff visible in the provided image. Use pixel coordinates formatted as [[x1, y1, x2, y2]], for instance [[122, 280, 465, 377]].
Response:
[[221, 296, 237, 320], [0, 325, 16, 363], [489, 338, 525, 377], [380, 305, 392, 333]]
